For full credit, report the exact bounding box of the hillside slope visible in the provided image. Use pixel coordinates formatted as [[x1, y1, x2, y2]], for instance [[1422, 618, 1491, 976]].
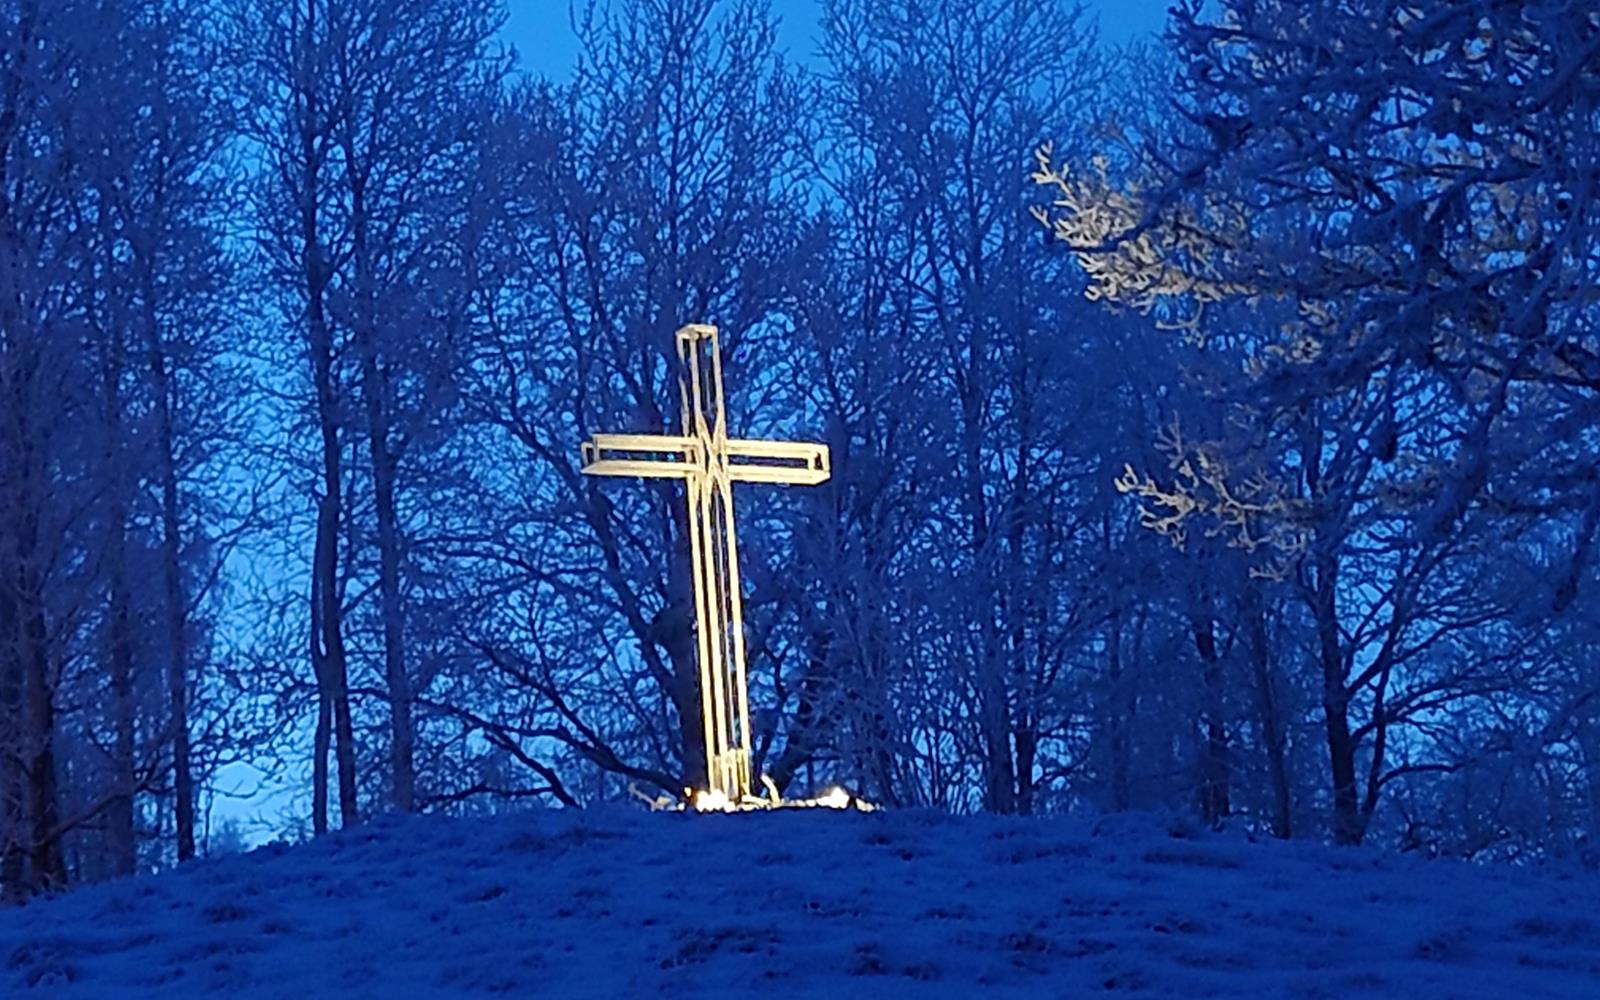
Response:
[[2, 806, 1598, 998]]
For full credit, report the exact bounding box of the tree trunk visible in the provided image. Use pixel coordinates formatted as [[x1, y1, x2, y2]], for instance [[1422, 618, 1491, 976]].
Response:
[[666, 615, 704, 794], [958, 320, 1012, 814], [343, 124, 415, 811], [309, 556, 330, 836], [353, 292, 414, 813], [0, 584, 24, 900], [366, 403, 414, 812], [1106, 610, 1130, 813], [1013, 715, 1037, 815], [9, 412, 63, 890], [132, 55, 198, 856], [312, 694, 332, 836], [105, 542, 137, 877], [1189, 602, 1230, 827], [99, 293, 137, 877], [313, 489, 359, 828], [296, 5, 358, 829], [867, 680, 897, 806], [150, 348, 195, 861], [665, 506, 705, 793], [1006, 392, 1036, 816], [1244, 586, 1291, 839], [0, 0, 29, 902], [20, 555, 63, 889], [0, 0, 59, 896], [1323, 691, 1361, 845], [1312, 551, 1362, 844], [979, 660, 1015, 813]]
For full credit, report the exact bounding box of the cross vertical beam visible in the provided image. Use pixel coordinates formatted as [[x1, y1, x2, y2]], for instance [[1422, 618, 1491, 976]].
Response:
[[580, 324, 830, 803]]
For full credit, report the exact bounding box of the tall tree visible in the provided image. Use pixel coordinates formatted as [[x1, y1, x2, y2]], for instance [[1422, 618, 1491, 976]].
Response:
[[1036, 0, 1600, 843], [323, 0, 507, 814], [237, 0, 360, 832], [806, 0, 1104, 811]]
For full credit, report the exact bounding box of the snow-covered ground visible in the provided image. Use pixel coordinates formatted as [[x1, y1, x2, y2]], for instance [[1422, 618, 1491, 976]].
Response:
[[3, 806, 1598, 998]]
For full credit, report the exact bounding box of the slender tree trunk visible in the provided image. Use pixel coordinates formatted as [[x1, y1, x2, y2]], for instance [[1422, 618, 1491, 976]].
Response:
[[99, 285, 137, 877], [313, 485, 358, 828], [1013, 715, 1037, 815], [105, 536, 137, 877], [1299, 418, 1362, 845], [1006, 394, 1036, 815], [352, 289, 414, 812], [670, 656, 704, 794], [1106, 609, 1130, 812], [1323, 692, 1361, 844], [1189, 601, 1230, 827], [134, 7, 197, 865], [1, 1, 59, 893], [978, 657, 1014, 813], [312, 698, 331, 836], [1361, 665, 1395, 828], [0, 390, 27, 898], [308, 490, 355, 830], [340, 112, 416, 810], [368, 407, 414, 811], [20, 553, 62, 889], [311, 698, 331, 835], [308, 298, 357, 829], [1312, 550, 1362, 844], [975, 569, 1013, 813], [1244, 586, 1291, 839], [149, 346, 194, 861], [666, 507, 705, 792], [1005, 540, 1035, 815], [0, 586, 24, 900], [8, 396, 63, 890], [309, 555, 330, 837], [297, 0, 357, 829], [867, 675, 897, 806], [959, 322, 1012, 814]]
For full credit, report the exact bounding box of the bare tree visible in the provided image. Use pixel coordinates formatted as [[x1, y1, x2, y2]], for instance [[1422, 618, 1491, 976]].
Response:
[[235, 0, 360, 832], [806, 0, 1104, 811]]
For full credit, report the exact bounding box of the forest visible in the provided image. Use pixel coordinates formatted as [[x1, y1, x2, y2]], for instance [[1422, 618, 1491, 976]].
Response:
[[3, 0, 1599, 901]]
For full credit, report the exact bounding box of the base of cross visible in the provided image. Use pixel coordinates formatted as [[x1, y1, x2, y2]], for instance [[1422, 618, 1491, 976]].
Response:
[[629, 778, 876, 814]]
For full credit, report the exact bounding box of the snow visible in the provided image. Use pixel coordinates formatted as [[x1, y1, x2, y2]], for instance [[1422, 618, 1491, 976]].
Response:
[[3, 808, 1598, 998]]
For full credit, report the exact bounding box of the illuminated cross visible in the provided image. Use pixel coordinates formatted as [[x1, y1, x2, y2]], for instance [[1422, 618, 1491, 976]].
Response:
[[580, 324, 830, 805]]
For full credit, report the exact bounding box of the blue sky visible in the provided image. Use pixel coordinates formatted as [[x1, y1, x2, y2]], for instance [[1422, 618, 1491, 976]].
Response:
[[501, 0, 1170, 79]]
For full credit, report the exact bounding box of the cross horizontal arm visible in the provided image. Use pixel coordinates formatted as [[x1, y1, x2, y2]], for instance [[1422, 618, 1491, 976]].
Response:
[[725, 439, 831, 486], [580, 433, 698, 479], [580, 433, 830, 486]]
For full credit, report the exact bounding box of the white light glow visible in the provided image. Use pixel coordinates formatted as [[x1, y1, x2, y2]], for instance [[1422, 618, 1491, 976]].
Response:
[[691, 788, 735, 813], [681, 784, 875, 813], [817, 787, 851, 809]]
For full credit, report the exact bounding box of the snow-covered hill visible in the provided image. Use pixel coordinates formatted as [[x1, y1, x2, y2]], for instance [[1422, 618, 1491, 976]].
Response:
[[3, 807, 1598, 998]]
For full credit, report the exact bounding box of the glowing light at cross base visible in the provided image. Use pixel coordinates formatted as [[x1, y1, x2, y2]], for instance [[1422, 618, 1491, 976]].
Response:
[[688, 785, 876, 814]]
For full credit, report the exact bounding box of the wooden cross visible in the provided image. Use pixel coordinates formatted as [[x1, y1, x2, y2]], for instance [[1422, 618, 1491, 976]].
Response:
[[580, 324, 830, 804]]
